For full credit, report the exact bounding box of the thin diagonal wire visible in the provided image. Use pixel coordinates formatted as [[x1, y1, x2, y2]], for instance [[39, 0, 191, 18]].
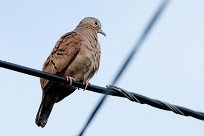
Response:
[[78, 0, 171, 135]]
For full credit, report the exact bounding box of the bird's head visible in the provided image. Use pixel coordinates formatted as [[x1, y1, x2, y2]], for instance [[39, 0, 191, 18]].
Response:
[[77, 17, 106, 36]]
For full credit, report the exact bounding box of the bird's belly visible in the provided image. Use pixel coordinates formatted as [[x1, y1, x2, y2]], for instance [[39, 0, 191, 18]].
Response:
[[64, 53, 93, 81]]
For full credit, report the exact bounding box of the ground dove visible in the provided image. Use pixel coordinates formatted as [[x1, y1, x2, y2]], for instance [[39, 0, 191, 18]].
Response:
[[35, 17, 106, 127]]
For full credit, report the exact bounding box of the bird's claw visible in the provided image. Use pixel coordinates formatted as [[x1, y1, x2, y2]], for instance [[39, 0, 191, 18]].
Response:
[[83, 80, 90, 91], [65, 76, 76, 86]]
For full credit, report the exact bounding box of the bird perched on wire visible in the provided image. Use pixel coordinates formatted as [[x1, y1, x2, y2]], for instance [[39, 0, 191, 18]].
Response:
[[35, 17, 106, 128]]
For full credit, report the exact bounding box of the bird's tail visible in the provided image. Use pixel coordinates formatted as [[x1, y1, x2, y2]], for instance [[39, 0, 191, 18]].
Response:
[[35, 95, 55, 128]]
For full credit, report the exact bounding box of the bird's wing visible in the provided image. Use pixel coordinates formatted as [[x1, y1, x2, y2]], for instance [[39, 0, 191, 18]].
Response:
[[40, 31, 82, 89]]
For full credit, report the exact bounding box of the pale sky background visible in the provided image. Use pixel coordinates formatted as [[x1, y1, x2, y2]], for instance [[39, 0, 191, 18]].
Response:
[[0, 0, 204, 136]]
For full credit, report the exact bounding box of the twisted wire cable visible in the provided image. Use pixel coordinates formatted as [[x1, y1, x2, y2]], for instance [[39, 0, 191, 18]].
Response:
[[1, 60, 204, 121]]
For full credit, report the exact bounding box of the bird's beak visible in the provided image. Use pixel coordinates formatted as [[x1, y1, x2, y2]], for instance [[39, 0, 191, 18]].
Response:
[[98, 29, 106, 36]]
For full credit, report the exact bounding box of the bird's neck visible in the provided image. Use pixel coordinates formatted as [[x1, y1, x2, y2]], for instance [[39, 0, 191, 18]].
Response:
[[74, 26, 98, 40]]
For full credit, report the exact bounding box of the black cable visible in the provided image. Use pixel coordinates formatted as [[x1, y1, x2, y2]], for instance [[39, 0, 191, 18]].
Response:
[[78, 0, 171, 135], [1, 60, 204, 122], [0, 59, 95, 89]]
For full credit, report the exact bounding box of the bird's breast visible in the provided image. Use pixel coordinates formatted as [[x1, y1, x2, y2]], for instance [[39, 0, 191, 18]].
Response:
[[64, 37, 100, 81]]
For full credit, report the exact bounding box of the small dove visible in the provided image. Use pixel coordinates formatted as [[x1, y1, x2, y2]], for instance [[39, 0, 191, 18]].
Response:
[[35, 17, 106, 127]]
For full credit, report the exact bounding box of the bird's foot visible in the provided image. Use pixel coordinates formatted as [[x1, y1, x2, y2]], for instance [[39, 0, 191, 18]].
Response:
[[65, 76, 76, 86], [83, 80, 91, 91]]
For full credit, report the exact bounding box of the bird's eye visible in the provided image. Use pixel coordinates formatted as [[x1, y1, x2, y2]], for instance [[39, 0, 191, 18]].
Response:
[[95, 21, 98, 25]]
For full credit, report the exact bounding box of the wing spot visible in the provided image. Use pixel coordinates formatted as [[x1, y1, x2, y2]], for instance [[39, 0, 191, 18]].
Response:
[[51, 60, 58, 70]]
